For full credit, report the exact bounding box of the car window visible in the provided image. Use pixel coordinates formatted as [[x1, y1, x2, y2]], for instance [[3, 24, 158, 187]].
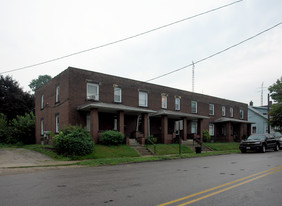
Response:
[[247, 135, 265, 140]]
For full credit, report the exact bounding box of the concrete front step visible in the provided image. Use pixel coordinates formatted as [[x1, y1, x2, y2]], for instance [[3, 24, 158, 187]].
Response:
[[129, 139, 153, 156], [182, 140, 212, 152]]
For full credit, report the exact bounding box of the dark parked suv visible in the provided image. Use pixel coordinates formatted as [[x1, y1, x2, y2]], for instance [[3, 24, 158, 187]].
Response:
[[239, 133, 279, 153]]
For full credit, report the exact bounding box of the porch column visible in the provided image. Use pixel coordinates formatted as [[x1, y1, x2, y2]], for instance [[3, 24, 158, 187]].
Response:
[[238, 124, 243, 141], [182, 117, 187, 140], [226, 122, 232, 142], [197, 119, 203, 142], [161, 115, 168, 144], [90, 108, 99, 143], [117, 111, 124, 134], [143, 113, 148, 138]]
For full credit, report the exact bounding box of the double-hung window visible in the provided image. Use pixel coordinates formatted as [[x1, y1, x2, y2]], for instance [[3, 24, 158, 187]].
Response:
[[41, 94, 44, 109], [230, 107, 234, 117], [240, 109, 244, 119], [87, 83, 99, 101], [114, 87, 122, 103], [191, 121, 197, 134], [55, 85, 60, 103], [175, 97, 180, 111], [209, 104, 214, 115], [161, 94, 167, 109], [209, 123, 214, 136], [222, 106, 226, 116], [41, 119, 44, 136], [139, 91, 148, 107], [86, 113, 90, 132], [191, 101, 197, 113], [55, 114, 59, 133]]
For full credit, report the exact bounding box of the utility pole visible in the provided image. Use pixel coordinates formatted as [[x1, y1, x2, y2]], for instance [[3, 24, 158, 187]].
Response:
[[192, 61, 195, 92]]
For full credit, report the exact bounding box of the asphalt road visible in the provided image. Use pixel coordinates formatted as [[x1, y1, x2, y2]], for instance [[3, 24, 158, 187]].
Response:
[[1, 151, 282, 206]]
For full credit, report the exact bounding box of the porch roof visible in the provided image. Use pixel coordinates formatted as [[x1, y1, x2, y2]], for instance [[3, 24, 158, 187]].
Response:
[[77, 102, 156, 114], [214, 117, 254, 124], [149, 109, 209, 120]]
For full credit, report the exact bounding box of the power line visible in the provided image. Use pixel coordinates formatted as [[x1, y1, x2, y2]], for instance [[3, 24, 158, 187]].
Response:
[[146, 22, 282, 82], [0, 0, 243, 75]]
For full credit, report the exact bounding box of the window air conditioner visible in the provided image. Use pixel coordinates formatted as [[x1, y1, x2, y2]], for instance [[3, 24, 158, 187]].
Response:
[[88, 95, 97, 100]]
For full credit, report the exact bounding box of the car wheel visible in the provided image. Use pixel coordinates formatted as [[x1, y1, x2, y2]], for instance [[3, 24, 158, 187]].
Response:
[[261, 144, 266, 153], [241, 149, 246, 153], [274, 144, 279, 151]]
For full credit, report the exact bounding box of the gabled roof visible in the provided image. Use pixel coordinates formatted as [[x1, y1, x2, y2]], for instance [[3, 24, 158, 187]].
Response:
[[248, 106, 268, 120]]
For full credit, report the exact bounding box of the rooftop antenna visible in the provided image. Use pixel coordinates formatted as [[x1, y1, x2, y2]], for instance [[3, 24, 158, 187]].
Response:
[[261, 82, 263, 106], [192, 61, 195, 92]]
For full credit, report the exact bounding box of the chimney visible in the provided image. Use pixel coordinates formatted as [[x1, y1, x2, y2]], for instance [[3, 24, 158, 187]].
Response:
[[249, 101, 253, 107]]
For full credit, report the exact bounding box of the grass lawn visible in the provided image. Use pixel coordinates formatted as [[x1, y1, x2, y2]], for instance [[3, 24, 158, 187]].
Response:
[[80, 145, 140, 159], [204, 142, 240, 152], [1, 142, 241, 167], [147, 144, 194, 155]]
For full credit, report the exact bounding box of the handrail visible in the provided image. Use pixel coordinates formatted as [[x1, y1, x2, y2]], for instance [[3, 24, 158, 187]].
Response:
[[193, 137, 202, 146], [147, 138, 156, 154]]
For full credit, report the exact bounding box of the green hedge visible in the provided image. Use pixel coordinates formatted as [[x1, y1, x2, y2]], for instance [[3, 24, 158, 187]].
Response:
[[99, 130, 124, 145], [52, 125, 94, 156]]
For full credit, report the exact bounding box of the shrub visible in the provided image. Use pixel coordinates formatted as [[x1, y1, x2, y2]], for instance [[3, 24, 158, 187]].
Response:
[[0, 112, 35, 144], [203, 130, 211, 142], [52, 125, 94, 156], [99, 130, 124, 145], [0, 113, 9, 143], [145, 135, 157, 144], [11, 112, 35, 144]]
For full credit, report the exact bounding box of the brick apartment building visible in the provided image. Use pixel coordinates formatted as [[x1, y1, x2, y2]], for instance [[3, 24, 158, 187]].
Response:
[[35, 67, 251, 145]]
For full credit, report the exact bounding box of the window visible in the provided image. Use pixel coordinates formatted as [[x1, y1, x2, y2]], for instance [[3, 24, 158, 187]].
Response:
[[175, 97, 180, 111], [41, 119, 44, 136], [161, 94, 167, 109], [87, 83, 99, 100], [114, 118, 118, 130], [55, 85, 60, 103], [221, 125, 226, 136], [41, 94, 44, 109], [209, 123, 214, 136], [191, 121, 197, 134], [114, 87, 122, 103], [55, 114, 59, 133], [222, 106, 226, 116], [209, 104, 214, 115], [240, 109, 244, 119], [230, 107, 234, 117], [191, 101, 197, 113], [86, 113, 90, 132], [252, 126, 256, 134], [139, 91, 148, 107]]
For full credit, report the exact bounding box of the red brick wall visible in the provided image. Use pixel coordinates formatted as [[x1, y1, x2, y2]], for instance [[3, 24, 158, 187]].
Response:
[[35, 67, 248, 143]]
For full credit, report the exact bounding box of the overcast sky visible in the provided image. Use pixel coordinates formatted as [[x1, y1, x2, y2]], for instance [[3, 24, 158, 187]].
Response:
[[1, 0, 281, 106]]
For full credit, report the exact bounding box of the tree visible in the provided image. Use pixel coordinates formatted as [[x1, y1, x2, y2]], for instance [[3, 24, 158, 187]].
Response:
[[0, 75, 34, 121], [29, 75, 52, 92], [268, 77, 282, 132]]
